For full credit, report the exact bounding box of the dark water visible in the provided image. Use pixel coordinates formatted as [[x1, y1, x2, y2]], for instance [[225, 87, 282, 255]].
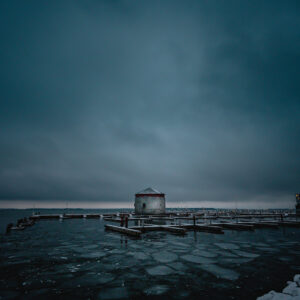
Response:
[[0, 209, 300, 299]]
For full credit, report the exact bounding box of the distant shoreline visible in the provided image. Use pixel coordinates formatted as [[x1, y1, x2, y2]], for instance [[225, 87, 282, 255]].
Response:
[[0, 207, 293, 210]]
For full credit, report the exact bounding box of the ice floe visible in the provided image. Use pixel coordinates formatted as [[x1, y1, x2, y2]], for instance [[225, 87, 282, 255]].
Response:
[[72, 247, 88, 254], [152, 251, 178, 263], [62, 272, 115, 288], [181, 255, 216, 264], [63, 263, 80, 273], [252, 242, 269, 247], [256, 247, 279, 253], [215, 243, 240, 250], [83, 244, 99, 250], [97, 287, 128, 299], [220, 257, 254, 265], [232, 250, 260, 258], [169, 241, 190, 248], [146, 265, 175, 276], [80, 251, 106, 259], [171, 249, 190, 254], [167, 262, 188, 271], [215, 250, 238, 257], [108, 249, 127, 255], [278, 257, 293, 262], [127, 251, 149, 260], [151, 242, 168, 248], [192, 249, 218, 258], [144, 285, 169, 295], [198, 264, 240, 281]]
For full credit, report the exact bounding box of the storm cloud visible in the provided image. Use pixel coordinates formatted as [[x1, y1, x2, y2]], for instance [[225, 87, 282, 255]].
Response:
[[0, 0, 299, 208]]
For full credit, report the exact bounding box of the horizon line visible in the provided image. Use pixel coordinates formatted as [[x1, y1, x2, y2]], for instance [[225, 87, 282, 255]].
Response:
[[0, 200, 295, 210], [0, 207, 293, 210]]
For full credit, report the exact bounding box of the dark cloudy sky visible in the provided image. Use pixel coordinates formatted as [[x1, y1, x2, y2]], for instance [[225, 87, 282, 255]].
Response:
[[1, 0, 299, 208]]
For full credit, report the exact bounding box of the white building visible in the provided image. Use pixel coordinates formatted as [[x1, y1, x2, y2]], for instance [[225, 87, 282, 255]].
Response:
[[134, 187, 165, 215]]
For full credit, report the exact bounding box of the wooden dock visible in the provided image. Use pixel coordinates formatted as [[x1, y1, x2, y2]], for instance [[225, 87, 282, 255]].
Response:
[[177, 223, 224, 234], [194, 224, 224, 234], [30, 214, 60, 220], [238, 221, 279, 229], [8, 210, 300, 237], [278, 221, 300, 227], [85, 214, 101, 219], [130, 225, 187, 235], [160, 225, 187, 234], [105, 224, 142, 237], [214, 223, 255, 231]]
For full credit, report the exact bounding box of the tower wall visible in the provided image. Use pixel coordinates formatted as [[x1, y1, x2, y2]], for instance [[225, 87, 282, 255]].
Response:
[[134, 196, 165, 215]]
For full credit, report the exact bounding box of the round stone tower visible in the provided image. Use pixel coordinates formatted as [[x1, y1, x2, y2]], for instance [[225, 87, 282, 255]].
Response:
[[134, 187, 165, 215]]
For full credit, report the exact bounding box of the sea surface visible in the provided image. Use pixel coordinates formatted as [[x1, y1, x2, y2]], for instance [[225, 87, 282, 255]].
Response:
[[0, 209, 300, 299]]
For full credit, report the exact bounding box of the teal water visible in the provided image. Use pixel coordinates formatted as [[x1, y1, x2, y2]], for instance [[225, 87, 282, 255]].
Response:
[[0, 209, 300, 299]]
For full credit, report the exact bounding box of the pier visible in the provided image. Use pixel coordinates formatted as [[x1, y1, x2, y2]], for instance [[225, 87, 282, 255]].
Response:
[[105, 224, 142, 237]]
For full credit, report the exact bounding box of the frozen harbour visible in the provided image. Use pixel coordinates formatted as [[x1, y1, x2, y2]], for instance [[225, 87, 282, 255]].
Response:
[[1, 209, 300, 299]]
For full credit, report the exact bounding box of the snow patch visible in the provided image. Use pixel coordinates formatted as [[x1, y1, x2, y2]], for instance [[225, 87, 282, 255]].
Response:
[[257, 274, 300, 300]]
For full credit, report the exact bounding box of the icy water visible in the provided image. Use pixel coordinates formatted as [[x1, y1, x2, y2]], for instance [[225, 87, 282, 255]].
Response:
[[0, 209, 300, 300]]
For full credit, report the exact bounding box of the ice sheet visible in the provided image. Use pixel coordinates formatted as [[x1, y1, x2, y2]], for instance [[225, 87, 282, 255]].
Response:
[[198, 264, 240, 281]]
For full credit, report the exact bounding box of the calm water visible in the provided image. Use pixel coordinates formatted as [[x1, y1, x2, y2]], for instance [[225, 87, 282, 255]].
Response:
[[0, 209, 300, 299]]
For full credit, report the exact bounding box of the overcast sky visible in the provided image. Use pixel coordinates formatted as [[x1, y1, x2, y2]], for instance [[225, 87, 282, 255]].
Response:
[[0, 0, 299, 208]]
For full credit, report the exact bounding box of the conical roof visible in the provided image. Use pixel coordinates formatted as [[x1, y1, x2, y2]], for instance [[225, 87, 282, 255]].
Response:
[[136, 187, 163, 195]]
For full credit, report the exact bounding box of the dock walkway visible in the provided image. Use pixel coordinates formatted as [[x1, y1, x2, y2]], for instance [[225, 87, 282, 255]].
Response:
[[6, 211, 300, 237]]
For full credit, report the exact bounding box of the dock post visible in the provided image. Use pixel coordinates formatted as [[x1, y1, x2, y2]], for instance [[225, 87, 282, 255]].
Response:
[[125, 216, 128, 228], [193, 215, 196, 227], [121, 215, 124, 227]]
